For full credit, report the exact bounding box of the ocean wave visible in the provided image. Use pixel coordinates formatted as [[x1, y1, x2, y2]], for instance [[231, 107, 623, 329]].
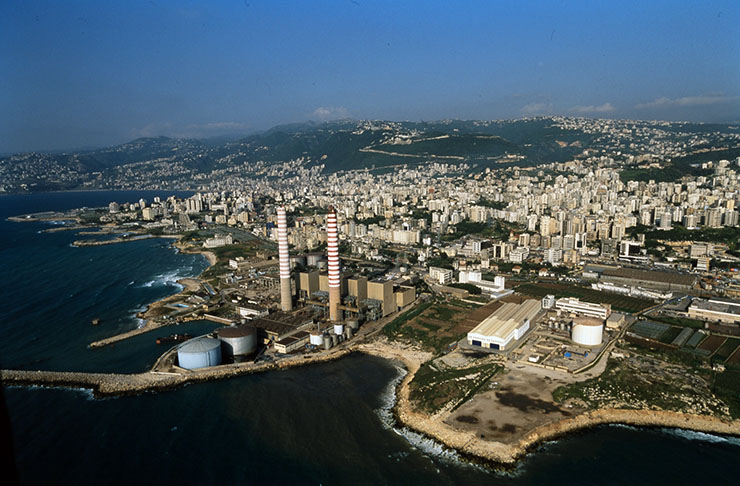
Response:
[[9, 384, 96, 400], [137, 269, 185, 290], [374, 364, 485, 470], [661, 428, 740, 446]]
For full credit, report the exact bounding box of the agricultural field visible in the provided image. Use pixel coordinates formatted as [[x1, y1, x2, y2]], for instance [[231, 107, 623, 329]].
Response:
[[516, 282, 653, 313], [698, 335, 727, 354], [383, 299, 486, 354], [715, 339, 740, 361], [647, 314, 706, 329], [726, 348, 740, 365]]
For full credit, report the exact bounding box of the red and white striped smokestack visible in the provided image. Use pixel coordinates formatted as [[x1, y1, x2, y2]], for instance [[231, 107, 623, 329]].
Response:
[[326, 208, 341, 321], [277, 207, 292, 312]]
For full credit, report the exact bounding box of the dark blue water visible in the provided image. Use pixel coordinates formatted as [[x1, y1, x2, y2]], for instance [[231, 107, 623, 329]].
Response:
[[3, 192, 740, 485]]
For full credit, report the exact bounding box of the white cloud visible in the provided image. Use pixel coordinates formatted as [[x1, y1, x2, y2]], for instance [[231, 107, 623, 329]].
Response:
[[571, 102, 615, 114], [636, 95, 738, 109], [520, 102, 552, 116], [311, 106, 350, 120]]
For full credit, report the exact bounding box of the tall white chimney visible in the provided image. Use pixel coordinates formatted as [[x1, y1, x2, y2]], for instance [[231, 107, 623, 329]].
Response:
[[277, 207, 292, 312], [327, 208, 341, 321]]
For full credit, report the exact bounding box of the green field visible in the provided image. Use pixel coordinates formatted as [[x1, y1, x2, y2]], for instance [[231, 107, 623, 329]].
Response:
[[516, 282, 653, 313], [713, 369, 740, 418], [647, 315, 706, 330], [382, 300, 475, 354], [409, 362, 502, 413]]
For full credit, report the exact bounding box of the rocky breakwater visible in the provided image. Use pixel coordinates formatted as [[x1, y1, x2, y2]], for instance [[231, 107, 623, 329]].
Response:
[[73, 235, 157, 247], [2, 343, 359, 398], [0, 369, 184, 397]]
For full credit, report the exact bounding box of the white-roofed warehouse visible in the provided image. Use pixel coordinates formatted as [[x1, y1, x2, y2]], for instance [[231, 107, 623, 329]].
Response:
[[467, 299, 541, 350]]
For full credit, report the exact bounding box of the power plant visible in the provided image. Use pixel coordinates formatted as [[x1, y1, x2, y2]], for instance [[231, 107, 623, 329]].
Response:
[[277, 206, 293, 312], [326, 208, 341, 321], [167, 203, 416, 370]]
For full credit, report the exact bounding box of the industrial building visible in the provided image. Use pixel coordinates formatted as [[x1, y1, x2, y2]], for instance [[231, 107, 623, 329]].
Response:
[[688, 297, 740, 324], [596, 266, 696, 292], [555, 297, 611, 320], [251, 308, 315, 345], [274, 330, 311, 354], [606, 312, 626, 329], [467, 299, 541, 350], [458, 271, 508, 296]]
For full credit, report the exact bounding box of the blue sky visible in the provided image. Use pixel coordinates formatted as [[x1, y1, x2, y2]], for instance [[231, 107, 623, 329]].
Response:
[[1, 0, 738, 152]]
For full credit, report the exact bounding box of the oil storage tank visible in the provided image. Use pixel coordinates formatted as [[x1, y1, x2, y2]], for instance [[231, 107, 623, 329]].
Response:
[[571, 318, 604, 346], [177, 337, 222, 370], [310, 332, 324, 346], [216, 325, 257, 357]]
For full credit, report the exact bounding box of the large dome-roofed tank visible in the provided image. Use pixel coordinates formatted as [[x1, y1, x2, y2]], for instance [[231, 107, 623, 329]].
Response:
[[215, 325, 258, 357], [571, 318, 604, 347], [177, 337, 222, 370]]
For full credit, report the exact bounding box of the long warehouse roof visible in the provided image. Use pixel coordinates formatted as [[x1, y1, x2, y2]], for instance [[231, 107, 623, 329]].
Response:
[[469, 299, 541, 339]]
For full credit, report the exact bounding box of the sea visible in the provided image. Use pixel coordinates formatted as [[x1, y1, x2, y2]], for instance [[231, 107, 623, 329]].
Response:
[[2, 191, 740, 485]]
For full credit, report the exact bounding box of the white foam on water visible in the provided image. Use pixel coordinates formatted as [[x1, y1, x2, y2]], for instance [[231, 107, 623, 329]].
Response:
[[606, 423, 740, 446], [661, 428, 740, 446], [9, 384, 96, 400], [374, 363, 488, 471], [138, 269, 185, 290]]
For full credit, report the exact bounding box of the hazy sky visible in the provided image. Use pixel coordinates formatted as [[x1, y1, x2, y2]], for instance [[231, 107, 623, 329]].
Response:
[[1, 0, 738, 152]]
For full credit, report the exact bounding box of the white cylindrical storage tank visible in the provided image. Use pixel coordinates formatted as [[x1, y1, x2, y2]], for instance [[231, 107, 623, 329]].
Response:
[[345, 327, 353, 340], [571, 318, 604, 346], [216, 326, 257, 357], [346, 319, 359, 331], [177, 337, 222, 370], [331, 334, 338, 347], [310, 332, 324, 346], [334, 324, 344, 336], [323, 334, 332, 350]]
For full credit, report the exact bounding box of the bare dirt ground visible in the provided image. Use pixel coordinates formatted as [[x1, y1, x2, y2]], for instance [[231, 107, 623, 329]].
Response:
[[444, 351, 611, 443]]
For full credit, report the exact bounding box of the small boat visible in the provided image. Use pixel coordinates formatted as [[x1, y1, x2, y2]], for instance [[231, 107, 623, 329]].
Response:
[[92, 318, 101, 326], [156, 333, 193, 345]]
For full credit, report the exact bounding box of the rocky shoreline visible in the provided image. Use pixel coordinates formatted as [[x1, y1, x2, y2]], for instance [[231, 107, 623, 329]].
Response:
[[356, 340, 740, 466]]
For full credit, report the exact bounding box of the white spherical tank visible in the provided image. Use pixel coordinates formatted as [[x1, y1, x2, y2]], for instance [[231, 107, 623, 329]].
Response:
[[571, 319, 604, 346], [177, 337, 222, 370]]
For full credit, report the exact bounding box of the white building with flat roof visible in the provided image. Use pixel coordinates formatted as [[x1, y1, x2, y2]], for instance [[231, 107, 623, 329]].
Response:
[[429, 266, 453, 285], [555, 297, 611, 319]]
